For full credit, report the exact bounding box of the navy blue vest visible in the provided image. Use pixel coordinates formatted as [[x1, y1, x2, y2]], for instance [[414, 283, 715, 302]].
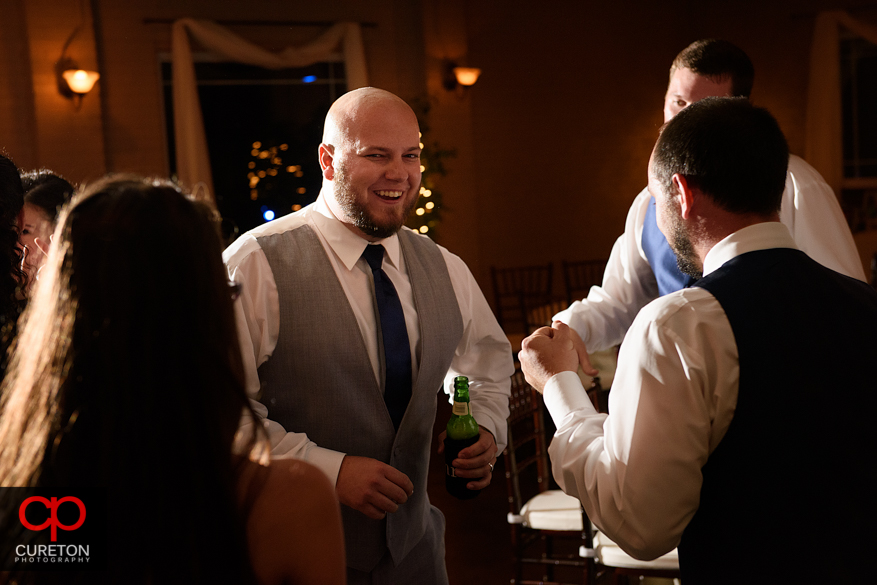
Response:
[[680, 248, 877, 584], [642, 196, 696, 295]]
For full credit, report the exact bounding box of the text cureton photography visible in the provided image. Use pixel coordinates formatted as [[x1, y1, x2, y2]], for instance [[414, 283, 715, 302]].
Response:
[[14, 544, 91, 564]]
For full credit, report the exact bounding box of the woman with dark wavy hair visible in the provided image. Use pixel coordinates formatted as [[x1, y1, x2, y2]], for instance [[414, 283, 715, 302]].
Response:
[[0, 175, 345, 584], [17, 169, 74, 294]]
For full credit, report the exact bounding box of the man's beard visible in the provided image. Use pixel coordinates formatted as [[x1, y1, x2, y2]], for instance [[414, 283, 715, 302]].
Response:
[[667, 206, 703, 279], [333, 166, 418, 239]]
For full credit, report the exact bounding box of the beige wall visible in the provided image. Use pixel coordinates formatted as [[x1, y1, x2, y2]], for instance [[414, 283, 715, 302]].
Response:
[[0, 0, 106, 181], [2, 0, 875, 292], [420, 0, 483, 275], [451, 0, 877, 294], [461, 1, 691, 292], [0, 0, 38, 170]]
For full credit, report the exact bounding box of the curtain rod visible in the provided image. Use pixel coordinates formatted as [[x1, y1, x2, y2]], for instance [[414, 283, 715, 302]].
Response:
[[143, 18, 377, 27]]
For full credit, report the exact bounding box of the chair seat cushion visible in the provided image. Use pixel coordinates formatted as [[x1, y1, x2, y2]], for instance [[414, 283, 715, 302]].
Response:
[[520, 489, 584, 531], [593, 531, 679, 570]]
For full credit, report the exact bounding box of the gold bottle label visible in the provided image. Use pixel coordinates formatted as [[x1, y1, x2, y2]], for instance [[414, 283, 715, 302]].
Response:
[[452, 401, 469, 416]]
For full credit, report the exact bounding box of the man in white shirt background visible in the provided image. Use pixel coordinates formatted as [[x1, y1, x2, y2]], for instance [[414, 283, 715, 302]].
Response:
[[520, 97, 877, 584], [556, 39, 865, 368], [224, 87, 513, 585]]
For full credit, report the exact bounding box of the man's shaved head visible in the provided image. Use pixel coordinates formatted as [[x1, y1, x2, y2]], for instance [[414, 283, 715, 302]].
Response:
[[323, 87, 419, 148]]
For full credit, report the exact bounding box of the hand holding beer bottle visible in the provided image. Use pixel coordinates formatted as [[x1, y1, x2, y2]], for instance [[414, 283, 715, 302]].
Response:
[[444, 376, 482, 500]]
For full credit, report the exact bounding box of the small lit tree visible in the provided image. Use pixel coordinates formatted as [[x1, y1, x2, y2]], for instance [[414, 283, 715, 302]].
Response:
[[407, 99, 456, 238]]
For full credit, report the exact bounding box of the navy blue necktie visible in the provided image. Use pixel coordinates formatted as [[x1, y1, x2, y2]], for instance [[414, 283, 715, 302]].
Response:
[[362, 244, 412, 430]]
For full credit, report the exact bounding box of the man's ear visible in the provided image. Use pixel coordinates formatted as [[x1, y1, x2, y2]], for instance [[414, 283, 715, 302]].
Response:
[[671, 173, 696, 219], [318, 143, 335, 180]]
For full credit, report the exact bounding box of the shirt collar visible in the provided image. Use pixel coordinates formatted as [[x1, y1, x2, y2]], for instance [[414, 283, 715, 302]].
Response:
[[312, 193, 403, 272], [703, 221, 798, 277]]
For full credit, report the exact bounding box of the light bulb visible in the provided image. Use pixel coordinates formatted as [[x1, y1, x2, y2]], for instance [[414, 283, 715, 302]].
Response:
[[453, 67, 481, 87], [62, 69, 100, 94]]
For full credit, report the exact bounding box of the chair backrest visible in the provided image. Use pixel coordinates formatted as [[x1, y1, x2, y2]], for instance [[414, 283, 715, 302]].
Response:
[[562, 259, 608, 306], [504, 367, 550, 517], [585, 377, 609, 414], [524, 299, 571, 335], [504, 367, 600, 585], [491, 263, 553, 335]]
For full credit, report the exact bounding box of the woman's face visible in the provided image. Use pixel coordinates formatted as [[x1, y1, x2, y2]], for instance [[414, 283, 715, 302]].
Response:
[[19, 203, 54, 273]]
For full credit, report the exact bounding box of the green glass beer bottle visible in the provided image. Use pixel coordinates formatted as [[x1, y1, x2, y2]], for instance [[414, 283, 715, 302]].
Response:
[[444, 375, 481, 500]]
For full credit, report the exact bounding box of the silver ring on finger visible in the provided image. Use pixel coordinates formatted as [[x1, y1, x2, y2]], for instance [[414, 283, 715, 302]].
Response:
[[488, 462, 495, 472]]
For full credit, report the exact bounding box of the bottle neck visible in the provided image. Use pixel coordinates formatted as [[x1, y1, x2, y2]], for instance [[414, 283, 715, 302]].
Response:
[[452, 377, 470, 413]]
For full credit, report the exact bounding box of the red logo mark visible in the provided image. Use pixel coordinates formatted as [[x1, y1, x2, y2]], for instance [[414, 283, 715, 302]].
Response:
[[19, 496, 86, 542]]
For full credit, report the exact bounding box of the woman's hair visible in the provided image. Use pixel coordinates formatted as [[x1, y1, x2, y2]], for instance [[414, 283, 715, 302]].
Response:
[[20, 169, 75, 221], [0, 175, 266, 582]]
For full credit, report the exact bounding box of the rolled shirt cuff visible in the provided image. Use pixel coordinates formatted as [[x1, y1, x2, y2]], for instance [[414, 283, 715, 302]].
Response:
[[542, 370, 599, 422]]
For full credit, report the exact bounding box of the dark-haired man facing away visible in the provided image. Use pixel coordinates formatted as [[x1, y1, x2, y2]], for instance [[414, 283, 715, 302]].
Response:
[[520, 97, 877, 584], [556, 39, 864, 366]]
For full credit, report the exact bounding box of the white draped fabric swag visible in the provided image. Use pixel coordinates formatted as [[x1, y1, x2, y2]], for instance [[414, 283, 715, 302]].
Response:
[[171, 18, 368, 200]]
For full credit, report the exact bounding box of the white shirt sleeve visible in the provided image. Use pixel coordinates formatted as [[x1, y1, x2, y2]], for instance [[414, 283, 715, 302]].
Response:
[[780, 155, 865, 281], [554, 188, 659, 352], [441, 248, 515, 453], [224, 235, 346, 484], [543, 288, 739, 560]]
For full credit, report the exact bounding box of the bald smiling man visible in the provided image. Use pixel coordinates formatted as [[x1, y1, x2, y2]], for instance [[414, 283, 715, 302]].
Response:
[[223, 88, 513, 584]]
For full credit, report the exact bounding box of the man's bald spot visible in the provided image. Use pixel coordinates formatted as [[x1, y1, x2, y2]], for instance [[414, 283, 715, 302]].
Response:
[[322, 87, 418, 147]]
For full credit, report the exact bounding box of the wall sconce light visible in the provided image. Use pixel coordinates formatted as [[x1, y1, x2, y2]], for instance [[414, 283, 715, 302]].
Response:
[[63, 67, 100, 94], [443, 61, 482, 91], [55, 23, 100, 109], [56, 58, 100, 109], [454, 67, 481, 87]]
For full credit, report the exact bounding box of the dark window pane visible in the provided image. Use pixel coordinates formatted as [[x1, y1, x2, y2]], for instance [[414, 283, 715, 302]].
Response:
[[841, 37, 877, 179], [162, 60, 346, 238]]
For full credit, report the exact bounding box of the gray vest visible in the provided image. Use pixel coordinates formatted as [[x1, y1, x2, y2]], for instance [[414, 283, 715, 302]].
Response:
[[256, 224, 464, 572]]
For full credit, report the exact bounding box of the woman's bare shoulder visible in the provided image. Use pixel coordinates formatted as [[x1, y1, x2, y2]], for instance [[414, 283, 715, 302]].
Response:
[[261, 459, 334, 500], [242, 459, 346, 585]]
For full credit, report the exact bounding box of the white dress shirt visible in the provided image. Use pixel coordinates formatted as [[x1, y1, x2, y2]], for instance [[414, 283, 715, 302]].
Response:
[[555, 155, 865, 353], [543, 222, 796, 560], [223, 194, 513, 484]]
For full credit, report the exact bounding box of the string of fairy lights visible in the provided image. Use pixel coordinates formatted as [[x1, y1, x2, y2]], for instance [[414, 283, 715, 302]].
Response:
[[410, 132, 438, 235], [247, 141, 308, 220]]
